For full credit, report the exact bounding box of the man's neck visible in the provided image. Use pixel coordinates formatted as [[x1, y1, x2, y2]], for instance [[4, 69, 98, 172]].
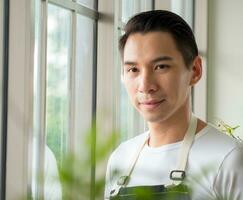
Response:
[[147, 109, 207, 147], [147, 108, 191, 147]]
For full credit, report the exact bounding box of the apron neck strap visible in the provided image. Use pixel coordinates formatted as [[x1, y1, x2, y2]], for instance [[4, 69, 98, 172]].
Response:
[[167, 113, 197, 186], [110, 113, 198, 196]]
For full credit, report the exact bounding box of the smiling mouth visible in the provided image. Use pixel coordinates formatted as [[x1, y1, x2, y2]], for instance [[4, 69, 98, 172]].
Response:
[[139, 99, 165, 109]]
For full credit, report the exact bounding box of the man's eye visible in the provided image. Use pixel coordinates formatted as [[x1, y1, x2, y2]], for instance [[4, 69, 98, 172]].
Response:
[[128, 67, 139, 73], [155, 64, 169, 70]]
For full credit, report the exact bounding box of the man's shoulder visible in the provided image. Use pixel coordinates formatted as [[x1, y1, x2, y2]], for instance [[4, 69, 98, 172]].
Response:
[[108, 131, 148, 164], [115, 131, 148, 153], [192, 124, 243, 161]]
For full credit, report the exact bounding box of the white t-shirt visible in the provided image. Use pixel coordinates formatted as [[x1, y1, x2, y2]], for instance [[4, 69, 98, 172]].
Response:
[[105, 124, 243, 200]]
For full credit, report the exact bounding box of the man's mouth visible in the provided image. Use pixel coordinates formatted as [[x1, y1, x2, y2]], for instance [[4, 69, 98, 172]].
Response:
[[139, 99, 165, 109]]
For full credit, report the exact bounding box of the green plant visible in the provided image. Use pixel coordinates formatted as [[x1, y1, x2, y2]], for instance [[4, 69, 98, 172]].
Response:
[[58, 127, 119, 200], [217, 120, 242, 142]]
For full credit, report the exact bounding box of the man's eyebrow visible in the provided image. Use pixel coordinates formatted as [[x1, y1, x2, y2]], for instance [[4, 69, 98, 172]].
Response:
[[123, 61, 137, 66], [150, 56, 173, 63], [123, 56, 173, 66]]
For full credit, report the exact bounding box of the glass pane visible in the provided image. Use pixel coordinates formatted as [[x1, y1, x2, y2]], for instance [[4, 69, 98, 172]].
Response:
[[171, 0, 194, 28], [46, 4, 71, 165], [32, 2, 71, 199], [120, 82, 146, 141], [154, 0, 193, 28], [140, 0, 153, 11], [121, 0, 152, 23], [122, 0, 137, 23], [32, 0, 41, 198], [120, 84, 134, 140], [118, 4, 148, 139], [58, 14, 95, 199], [74, 14, 94, 163], [77, 0, 96, 10], [46, 4, 72, 198]]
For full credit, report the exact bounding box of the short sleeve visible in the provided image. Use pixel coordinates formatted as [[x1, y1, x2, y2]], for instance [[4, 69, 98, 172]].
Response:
[[213, 146, 243, 200]]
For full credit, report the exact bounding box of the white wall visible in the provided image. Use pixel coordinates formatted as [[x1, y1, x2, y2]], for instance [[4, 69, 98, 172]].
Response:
[[208, 0, 243, 138], [193, 0, 208, 121]]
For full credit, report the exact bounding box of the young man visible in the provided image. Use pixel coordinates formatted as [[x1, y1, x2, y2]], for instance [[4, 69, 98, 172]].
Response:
[[105, 10, 243, 200]]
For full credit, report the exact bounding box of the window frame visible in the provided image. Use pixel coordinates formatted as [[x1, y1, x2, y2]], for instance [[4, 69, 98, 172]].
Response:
[[34, 0, 99, 199], [6, 0, 35, 199], [0, 0, 9, 199]]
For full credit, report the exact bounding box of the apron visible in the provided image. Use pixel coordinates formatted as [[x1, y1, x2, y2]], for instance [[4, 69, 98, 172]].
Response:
[[109, 114, 198, 200]]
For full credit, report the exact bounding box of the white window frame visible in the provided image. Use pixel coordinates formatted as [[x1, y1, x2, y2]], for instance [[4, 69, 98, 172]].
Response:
[[96, 0, 116, 142], [6, 0, 35, 199]]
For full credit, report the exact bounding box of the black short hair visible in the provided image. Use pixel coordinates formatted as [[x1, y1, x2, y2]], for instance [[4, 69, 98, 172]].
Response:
[[119, 10, 198, 68]]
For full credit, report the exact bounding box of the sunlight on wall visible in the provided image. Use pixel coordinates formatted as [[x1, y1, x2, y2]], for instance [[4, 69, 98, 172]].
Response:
[[208, 0, 243, 139]]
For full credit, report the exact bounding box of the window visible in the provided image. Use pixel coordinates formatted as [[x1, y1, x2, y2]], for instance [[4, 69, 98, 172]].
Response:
[[74, 14, 95, 158], [122, 0, 153, 23], [46, 2, 72, 166], [154, 0, 194, 28], [32, 0, 98, 199]]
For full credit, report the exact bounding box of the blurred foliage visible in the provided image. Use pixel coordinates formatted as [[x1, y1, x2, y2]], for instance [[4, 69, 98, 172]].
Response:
[[217, 120, 242, 142], [58, 127, 119, 200]]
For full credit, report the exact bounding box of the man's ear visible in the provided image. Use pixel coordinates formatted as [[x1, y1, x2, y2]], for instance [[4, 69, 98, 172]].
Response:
[[190, 56, 202, 86]]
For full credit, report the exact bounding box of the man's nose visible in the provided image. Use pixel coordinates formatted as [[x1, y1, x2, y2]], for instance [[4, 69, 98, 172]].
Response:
[[138, 71, 158, 94]]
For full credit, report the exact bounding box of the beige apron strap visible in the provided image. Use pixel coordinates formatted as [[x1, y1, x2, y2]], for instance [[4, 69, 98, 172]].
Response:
[[110, 134, 149, 197], [166, 114, 197, 186]]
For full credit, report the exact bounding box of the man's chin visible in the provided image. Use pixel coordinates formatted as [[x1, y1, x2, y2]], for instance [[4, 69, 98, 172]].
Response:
[[140, 109, 175, 123], [141, 114, 166, 123]]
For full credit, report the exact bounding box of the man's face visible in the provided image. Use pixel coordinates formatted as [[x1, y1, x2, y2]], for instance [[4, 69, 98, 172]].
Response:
[[122, 31, 195, 123]]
